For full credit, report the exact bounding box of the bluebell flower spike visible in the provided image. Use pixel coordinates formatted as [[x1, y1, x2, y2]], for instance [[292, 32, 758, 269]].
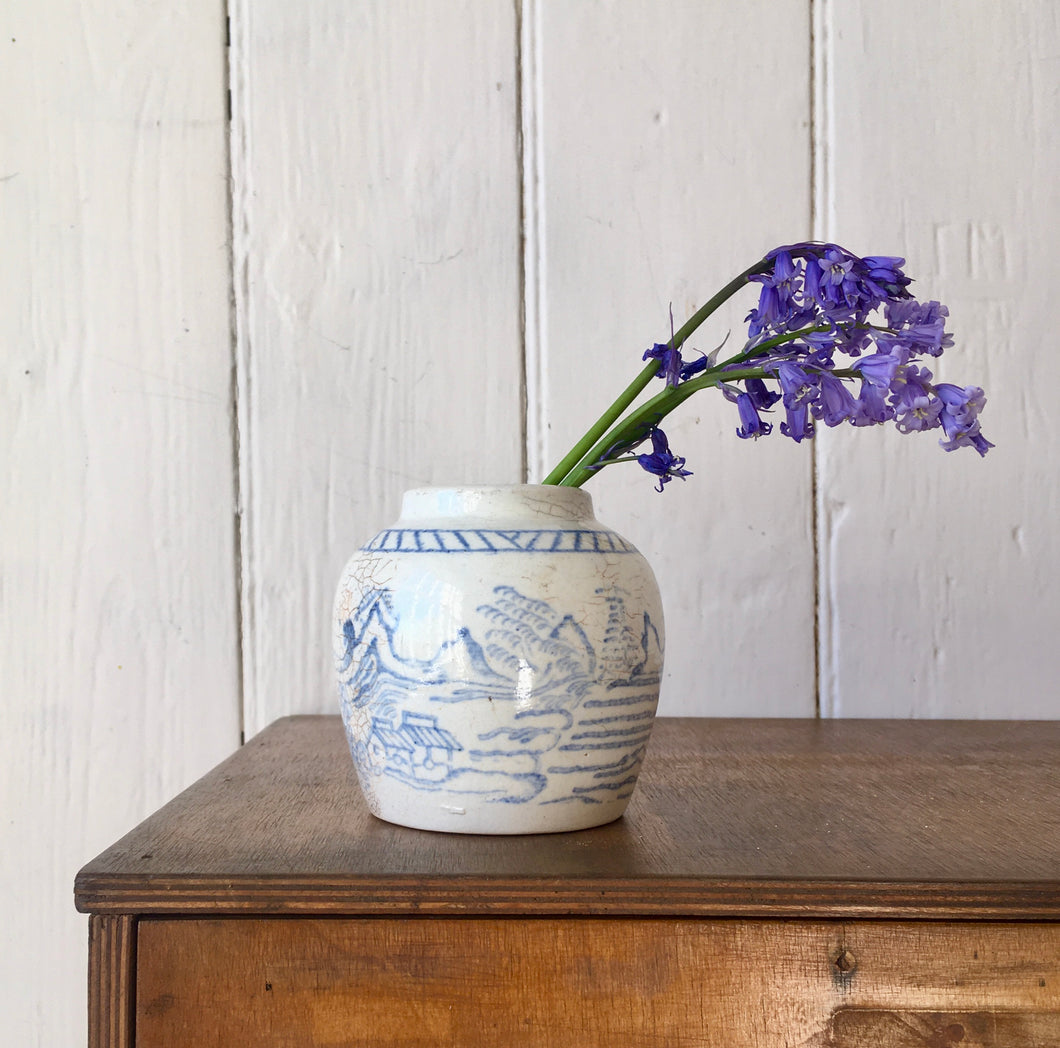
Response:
[[544, 241, 991, 491]]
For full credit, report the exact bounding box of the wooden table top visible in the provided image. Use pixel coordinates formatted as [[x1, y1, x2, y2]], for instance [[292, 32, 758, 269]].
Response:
[[75, 716, 1060, 920]]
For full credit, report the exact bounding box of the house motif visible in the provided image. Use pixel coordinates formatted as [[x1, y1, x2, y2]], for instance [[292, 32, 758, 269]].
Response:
[[368, 711, 463, 782]]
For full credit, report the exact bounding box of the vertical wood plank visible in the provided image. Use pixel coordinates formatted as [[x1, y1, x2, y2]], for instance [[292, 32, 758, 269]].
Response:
[[230, 1, 525, 734], [819, 1, 1060, 715], [534, 1, 816, 714], [88, 916, 136, 1048], [1, 1, 238, 1044]]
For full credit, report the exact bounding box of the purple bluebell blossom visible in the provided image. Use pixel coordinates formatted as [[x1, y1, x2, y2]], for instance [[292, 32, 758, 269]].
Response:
[[590, 242, 990, 490], [745, 377, 781, 410], [735, 392, 772, 439], [850, 381, 896, 427], [678, 354, 710, 381], [887, 365, 941, 433], [775, 361, 818, 402], [880, 299, 953, 357], [888, 363, 933, 408], [747, 249, 799, 336], [774, 361, 819, 442], [862, 255, 911, 295], [814, 372, 858, 427], [738, 244, 988, 453], [636, 428, 692, 491], [780, 413, 816, 442], [808, 246, 860, 313], [934, 383, 993, 456], [854, 351, 903, 387], [802, 347, 836, 371], [939, 408, 994, 456], [895, 392, 943, 434], [830, 322, 873, 357], [643, 341, 683, 387], [935, 383, 986, 425]]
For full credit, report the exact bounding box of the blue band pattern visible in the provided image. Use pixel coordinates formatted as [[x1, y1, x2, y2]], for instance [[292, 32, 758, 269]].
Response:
[[362, 528, 636, 554]]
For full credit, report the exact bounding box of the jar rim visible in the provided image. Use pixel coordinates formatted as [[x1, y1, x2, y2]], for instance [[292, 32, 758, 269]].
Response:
[[399, 484, 594, 523]]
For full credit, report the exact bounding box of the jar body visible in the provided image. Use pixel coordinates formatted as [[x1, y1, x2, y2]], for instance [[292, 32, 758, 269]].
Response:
[[333, 486, 664, 834]]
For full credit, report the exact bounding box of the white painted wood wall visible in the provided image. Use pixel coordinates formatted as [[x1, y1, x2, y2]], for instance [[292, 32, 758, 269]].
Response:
[[4, 1, 1058, 1041]]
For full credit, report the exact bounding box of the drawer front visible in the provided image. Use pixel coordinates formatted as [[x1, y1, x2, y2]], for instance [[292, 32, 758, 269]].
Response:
[[136, 918, 1060, 1047]]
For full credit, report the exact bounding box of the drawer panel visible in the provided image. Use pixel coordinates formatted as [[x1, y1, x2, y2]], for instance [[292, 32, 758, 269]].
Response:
[[136, 918, 1060, 1047]]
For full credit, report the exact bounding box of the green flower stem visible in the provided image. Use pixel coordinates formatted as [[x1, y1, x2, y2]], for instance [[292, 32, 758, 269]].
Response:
[[555, 324, 831, 488], [556, 367, 760, 488], [716, 324, 829, 369], [558, 363, 861, 488], [589, 455, 642, 467], [541, 258, 769, 486], [541, 360, 661, 486]]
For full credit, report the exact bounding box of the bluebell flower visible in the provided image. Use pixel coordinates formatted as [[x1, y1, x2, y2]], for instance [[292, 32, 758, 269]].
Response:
[[802, 346, 836, 371], [780, 413, 816, 442], [803, 327, 841, 353], [806, 246, 859, 314], [813, 372, 858, 427], [935, 383, 986, 426], [747, 250, 800, 336], [636, 428, 692, 491], [775, 361, 817, 400], [934, 383, 993, 455], [854, 351, 902, 387], [643, 341, 683, 387], [888, 362, 932, 406], [830, 321, 873, 357], [938, 407, 994, 455], [881, 299, 953, 357], [544, 241, 990, 492], [861, 255, 912, 301], [895, 393, 943, 434], [735, 392, 772, 439], [850, 381, 896, 426], [941, 426, 995, 456], [745, 377, 781, 410], [888, 365, 942, 433], [774, 361, 819, 442], [679, 354, 709, 381]]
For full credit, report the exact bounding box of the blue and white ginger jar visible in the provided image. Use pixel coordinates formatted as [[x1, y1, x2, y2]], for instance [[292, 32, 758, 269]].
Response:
[[333, 485, 664, 834]]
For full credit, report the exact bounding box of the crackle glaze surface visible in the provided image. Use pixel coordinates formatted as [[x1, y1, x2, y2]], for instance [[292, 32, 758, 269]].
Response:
[[333, 486, 664, 833]]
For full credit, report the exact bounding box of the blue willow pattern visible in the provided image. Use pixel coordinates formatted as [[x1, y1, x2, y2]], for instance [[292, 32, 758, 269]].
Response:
[[337, 582, 662, 807]]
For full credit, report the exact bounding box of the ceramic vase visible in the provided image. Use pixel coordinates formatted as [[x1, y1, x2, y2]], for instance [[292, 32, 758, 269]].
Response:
[[333, 485, 664, 834]]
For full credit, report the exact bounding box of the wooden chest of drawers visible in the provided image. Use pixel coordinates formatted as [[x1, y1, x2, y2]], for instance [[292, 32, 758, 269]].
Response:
[[76, 716, 1060, 1046]]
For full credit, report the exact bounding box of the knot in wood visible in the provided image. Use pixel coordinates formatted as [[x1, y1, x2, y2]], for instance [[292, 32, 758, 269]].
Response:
[[834, 949, 857, 974]]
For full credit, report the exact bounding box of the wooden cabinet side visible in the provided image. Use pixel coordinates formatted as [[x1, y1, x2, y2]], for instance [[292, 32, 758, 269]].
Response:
[[88, 915, 136, 1048]]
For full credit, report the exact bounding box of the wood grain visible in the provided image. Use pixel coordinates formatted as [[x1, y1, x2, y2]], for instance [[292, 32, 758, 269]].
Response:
[[823, 1009, 1060, 1048], [88, 915, 136, 1048], [134, 917, 1060, 1048], [75, 716, 1060, 918]]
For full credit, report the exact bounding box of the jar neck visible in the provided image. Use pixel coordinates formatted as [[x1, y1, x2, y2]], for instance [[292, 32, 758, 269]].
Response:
[[398, 485, 595, 526]]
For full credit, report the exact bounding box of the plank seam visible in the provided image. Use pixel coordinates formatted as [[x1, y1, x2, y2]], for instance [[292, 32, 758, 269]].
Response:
[[227, 0, 255, 741], [811, 0, 835, 718], [518, 0, 547, 483]]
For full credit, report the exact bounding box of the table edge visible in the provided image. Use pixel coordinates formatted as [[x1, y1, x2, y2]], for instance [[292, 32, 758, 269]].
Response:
[[75, 872, 1060, 920]]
